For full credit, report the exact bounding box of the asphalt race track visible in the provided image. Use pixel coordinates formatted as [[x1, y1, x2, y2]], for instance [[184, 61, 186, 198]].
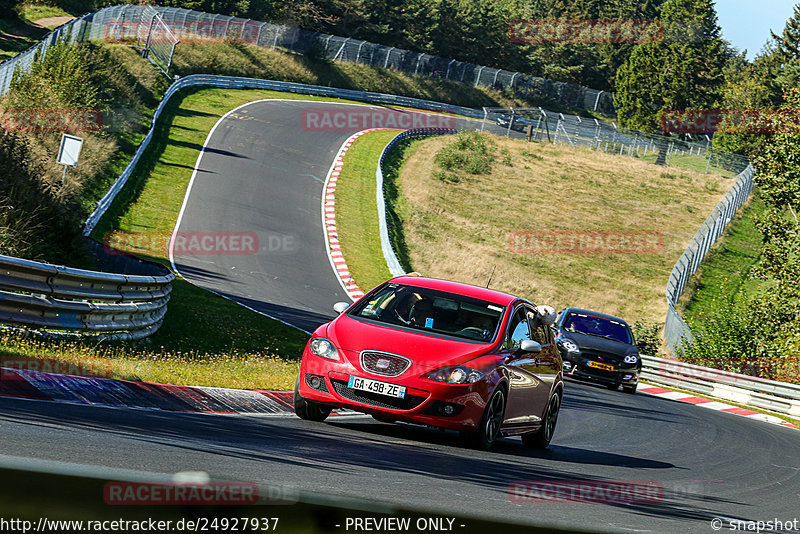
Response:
[[1, 380, 798, 533], [4, 100, 799, 532], [169, 100, 515, 332]]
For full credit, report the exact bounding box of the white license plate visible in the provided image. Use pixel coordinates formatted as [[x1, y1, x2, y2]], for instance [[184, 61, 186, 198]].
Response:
[[347, 376, 406, 399]]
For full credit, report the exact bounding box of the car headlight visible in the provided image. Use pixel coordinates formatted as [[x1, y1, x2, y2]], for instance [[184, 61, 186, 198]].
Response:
[[558, 338, 580, 353], [623, 354, 639, 364], [309, 337, 340, 361], [426, 366, 484, 384]]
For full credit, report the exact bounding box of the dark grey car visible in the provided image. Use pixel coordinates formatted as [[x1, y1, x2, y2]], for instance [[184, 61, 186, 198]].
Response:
[[553, 308, 641, 393]]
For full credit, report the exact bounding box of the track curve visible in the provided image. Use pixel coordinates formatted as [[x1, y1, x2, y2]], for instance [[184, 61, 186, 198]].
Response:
[[168, 100, 503, 332]]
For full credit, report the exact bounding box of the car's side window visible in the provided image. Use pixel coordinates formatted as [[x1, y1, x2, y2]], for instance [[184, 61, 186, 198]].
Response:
[[505, 308, 532, 350]]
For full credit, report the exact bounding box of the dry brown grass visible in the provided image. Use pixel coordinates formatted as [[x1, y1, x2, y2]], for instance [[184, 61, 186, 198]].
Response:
[[397, 134, 731, 326]]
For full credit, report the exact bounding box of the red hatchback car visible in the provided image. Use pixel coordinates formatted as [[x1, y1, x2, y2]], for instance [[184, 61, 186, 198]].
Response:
[[294, 276, 563, 449]]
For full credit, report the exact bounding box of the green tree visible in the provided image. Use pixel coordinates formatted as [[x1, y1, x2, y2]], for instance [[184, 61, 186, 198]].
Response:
[[613, 0, 728, 132], [680, 90, 800, 377]]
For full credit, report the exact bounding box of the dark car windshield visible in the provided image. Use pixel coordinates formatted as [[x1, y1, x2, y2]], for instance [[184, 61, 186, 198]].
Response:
[[350, 283, 505, 342], [563, 312, 632, 344]]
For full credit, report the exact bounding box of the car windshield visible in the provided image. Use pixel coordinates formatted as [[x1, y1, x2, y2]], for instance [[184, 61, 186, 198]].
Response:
[[350, 283, 505, 342], [563, 312, 631, 344]]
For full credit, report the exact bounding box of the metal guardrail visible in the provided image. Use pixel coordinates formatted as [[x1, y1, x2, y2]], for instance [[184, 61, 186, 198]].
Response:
[[641, 355, 800, 418], [0, 249, 173, 341], [375, 128, 458, 278]]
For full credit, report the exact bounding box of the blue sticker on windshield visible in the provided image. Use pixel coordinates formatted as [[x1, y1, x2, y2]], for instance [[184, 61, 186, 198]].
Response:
[[425, 317, 434, 329]]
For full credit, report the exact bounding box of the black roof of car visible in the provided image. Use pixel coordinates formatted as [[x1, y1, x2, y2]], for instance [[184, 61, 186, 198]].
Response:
[[558, 307, 630, 326]]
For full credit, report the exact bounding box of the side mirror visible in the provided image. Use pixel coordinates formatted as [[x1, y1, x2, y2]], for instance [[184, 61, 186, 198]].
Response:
[[520, 340, 542, 354], [535, 305, 557, 327], [333, 302, 350, 314]]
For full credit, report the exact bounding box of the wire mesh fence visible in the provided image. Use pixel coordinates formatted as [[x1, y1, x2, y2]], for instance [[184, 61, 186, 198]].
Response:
[[480, 107, 751, 177], [0, 5, 614, 114]]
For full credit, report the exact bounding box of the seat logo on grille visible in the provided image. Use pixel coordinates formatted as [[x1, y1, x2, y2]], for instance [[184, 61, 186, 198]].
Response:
[[376, 359, 391, 370]]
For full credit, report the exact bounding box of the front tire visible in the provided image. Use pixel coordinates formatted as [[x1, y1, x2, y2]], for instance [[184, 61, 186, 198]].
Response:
[[622, 383, 637, 394], [294, 376, 332, 422], [465, 387, 506, 450], [522, 391, 561, 449]]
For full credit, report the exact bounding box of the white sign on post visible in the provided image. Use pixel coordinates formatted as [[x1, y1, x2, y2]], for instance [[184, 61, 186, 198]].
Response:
[[57, 134, 83, 184]]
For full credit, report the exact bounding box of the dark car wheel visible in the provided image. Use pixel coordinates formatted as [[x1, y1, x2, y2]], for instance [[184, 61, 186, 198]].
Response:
[[522, 391, 561, 449], [294, 376, 332, 422], [622, 383, 637, 394], [465, 388, 506, 450]]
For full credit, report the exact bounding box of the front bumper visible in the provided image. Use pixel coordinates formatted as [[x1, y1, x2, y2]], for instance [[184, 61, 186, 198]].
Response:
[[297, 352, 494, 431], [561, 357, 639, 387]]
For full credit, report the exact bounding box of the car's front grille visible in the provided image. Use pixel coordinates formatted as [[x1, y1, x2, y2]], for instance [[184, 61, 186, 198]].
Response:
[[330, 379, 426, 410], [360, 351, 411, 377], [582, 350, 622, 364]]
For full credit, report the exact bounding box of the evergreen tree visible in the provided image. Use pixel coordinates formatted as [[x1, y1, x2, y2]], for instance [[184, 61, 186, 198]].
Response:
[[769, 3, 800, 93], [613, 0, 728, 131]]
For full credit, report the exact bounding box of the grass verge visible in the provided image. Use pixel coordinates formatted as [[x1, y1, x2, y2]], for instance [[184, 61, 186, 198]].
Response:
[[0, 330, 300, 390], [678, 194, 767, 322], [333, 130, 400, 293]]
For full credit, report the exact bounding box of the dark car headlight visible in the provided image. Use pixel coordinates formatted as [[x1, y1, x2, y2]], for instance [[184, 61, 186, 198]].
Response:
[[308, 337, 340, 361], [558, 338, 580, 353], [623, 354, 639, 365], [425, 366, 484, 384]]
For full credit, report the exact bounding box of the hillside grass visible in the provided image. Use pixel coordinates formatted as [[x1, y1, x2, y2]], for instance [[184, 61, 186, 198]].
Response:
[[389, 134, 733, 327], [169, 41, 560, 112], [632, 151, 741, 179], [679, 195, 768, 323]]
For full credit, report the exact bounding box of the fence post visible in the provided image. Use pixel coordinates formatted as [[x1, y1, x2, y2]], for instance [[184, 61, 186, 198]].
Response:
[[474, 66, 485, 87], [382, 47, 394, 68], [594, 90, 603, 112], [705, 148, 713, 174]]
